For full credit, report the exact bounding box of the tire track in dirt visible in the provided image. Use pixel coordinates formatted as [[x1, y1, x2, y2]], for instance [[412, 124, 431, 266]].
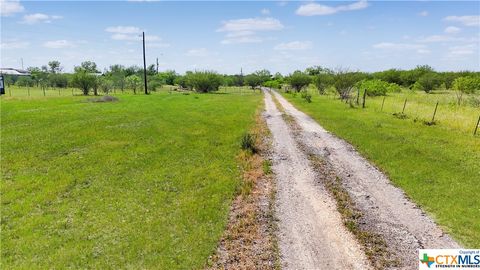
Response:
[[263, 89, 371, 270], [271, 89, 461, 269]]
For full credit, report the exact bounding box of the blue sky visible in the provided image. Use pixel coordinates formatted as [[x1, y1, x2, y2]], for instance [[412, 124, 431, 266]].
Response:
[[1, 0, 479, 74]]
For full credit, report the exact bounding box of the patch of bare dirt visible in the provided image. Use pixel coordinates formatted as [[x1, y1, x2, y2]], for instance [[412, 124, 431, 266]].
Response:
[[206, 110, 280, 270]]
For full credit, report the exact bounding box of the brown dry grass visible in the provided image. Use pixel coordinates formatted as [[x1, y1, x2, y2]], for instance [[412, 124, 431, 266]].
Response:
[[206, 108, 280, 270]]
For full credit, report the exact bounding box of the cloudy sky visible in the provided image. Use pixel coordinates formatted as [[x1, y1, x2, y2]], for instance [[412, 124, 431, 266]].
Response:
[[1, 0, 479, 74]]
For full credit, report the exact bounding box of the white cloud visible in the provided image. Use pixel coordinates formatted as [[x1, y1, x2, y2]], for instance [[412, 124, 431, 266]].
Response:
[[186, 48, 209, 57], [296, 0, 368, 16], [218, 17, 284, 44], [105, 26, 142, 34], [0, 40, 29, 49], [221, 36, 262, 44], [43, 40, 74, 49], [274, 41, 313, 51], [447, 44, 477, 57], [417, 35, 461, 43], [106, 26, 165, 44], [418, 11, 428, 17], [218, 17, 284, 32], [0, 0, 24, 16], [373, 42, 429, 54], [444, 26, 461, 34], [444, 15, 480, 27], [21, 13, 63, 24], [261, 8, 270, 15]]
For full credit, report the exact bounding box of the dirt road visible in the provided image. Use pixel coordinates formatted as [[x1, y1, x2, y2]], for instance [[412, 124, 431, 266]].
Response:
[[263, 89, 460, 269], [263, 90, 371, 270]]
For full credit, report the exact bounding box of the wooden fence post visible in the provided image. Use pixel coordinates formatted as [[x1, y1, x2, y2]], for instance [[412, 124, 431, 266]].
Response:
[[474, 115, 480, 136], [356, 88, 360, 105], [402, 98, 407, 114], [381, 96, 386, 112], [431, 101, 439, 123], [362, 89, 367, 108]]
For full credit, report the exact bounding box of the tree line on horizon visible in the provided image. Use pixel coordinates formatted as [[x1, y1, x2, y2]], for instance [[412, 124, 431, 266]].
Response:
[[3, 61, 480, 105]]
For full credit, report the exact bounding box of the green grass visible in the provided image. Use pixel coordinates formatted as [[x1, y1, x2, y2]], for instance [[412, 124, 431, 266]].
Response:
[[283, 90, 480, 247], [3, 85, 180, 97], [1, 89, 262, 268]]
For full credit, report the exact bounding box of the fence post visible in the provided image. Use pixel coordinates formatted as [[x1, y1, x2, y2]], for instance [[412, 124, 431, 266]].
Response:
[[402, 98, 407, 114], [431, 101, 439, 123], [28, 87, 30, 96], [362, 89, 367, 108], [474, 115, 480, 136], [381, 96, 386, 112]]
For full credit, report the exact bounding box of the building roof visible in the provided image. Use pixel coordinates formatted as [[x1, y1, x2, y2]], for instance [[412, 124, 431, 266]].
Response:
[[0, 68, 31, 76]]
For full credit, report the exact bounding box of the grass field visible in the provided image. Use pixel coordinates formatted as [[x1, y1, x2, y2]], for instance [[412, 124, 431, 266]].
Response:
[[1, 88, 262, 268], [3, 85, 256, 98], [283, 89, 480, 247], [3, 85, 180, 97]]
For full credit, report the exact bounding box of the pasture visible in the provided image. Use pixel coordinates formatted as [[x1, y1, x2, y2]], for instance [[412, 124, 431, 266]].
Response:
[[1, 89, 262, 268]]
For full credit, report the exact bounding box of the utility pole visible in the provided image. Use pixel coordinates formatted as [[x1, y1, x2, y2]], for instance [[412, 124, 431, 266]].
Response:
[[156, 57, 159, 74], [21, 58, 24, 70], [142, 31, 148, 95]]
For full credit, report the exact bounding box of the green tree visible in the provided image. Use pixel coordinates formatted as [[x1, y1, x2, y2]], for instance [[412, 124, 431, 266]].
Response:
[[107, 65, 127, 92], [72, 69, 96, 95], [356, 79, 400, 96], [79, 61, 99, 73], [48, 60, 62, 73], [99, 77, 114, 94], [15, 76, 34, 87], [305, 66, 332, 76], [414, 72, 440, 93], [185, 71, 223, 93], [334, 70, 365, 100], [287, 71, 312, 92], [373, 69, 402, 85], [313, 73, 334, 94], [254, 69, 271, 84], [158, 70, 178, 85], [453, 76, 480, 105], [48, 73, 68, 88], [244, 74, 263, 90], [126, 75, 141, 94]]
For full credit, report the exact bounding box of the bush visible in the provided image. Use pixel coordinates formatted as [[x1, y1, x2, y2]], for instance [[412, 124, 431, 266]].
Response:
[[301, 91, 312, 103], [15, 76, 34, 87], [287, 71, 311, 92], [414, 72, 441, 93], [72, 69, 97, 95], [356, 79, 401, 96], [244, 74, 263, 90], [334, 70, 366, 100], [313, 73, 334, 94], [263, 80, 281, 89], [240, 133, 256, 153], [185, 71, 223, 93], [453, 76, 480, 105]]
